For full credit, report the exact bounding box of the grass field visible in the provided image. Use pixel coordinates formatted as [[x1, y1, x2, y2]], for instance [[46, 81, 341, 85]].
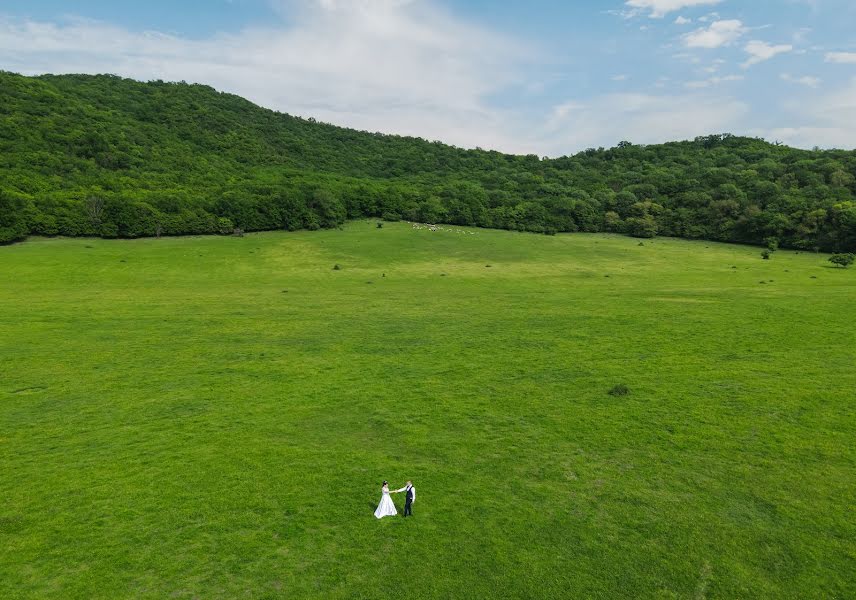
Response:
[[1, 222, 854, 599]]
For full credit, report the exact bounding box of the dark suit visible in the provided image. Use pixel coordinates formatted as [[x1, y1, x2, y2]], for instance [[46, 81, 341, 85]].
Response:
[[404, 485, 414, 516]]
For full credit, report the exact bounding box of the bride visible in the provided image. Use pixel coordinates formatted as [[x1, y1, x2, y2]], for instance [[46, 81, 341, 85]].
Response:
[[374, 481, 398, 519]]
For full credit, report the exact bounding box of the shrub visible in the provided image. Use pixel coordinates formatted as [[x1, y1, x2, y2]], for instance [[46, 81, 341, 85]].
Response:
[[217, 217, 234, 235], [333, 264, 341, 270], [376, 221, 383, 229], [761, 250, 771, 260], [608, 384, 629, 397], [829, 253, 855, 268]]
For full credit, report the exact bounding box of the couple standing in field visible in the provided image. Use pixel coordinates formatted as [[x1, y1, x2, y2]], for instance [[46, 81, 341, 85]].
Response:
[[374, 480, 415, 519]]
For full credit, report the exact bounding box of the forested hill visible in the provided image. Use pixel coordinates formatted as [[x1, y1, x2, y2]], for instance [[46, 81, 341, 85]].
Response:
[[1, 71, 854, 251]]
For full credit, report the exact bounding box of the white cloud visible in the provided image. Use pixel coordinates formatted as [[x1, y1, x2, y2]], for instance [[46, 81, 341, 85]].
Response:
[[672, 52, 702, 64], [0, 5, 538, 153], [742, 40, 792, 68], [684, 74, 743, 88], [612, 74, 629, 81], [544, 91, 748, 152], [792, 27, 812, 44], [825, 52, 856, 64], [674, 16, 692, 25], [624, 0, 721, 18], [682, 20, 745, 48], [780, 73, 821, 88], [759, 78, 856, 149]]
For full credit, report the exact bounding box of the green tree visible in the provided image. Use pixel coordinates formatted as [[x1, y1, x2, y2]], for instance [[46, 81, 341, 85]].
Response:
[[0, 190, 29, 243], [627, 215, 657, 238]]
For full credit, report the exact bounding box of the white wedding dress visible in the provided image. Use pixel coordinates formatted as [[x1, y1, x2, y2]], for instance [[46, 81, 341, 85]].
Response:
[[374, 485, 398, 519]]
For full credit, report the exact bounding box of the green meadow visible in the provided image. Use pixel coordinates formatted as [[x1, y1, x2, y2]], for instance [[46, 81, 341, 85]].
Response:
[[1, 222, 854, 599]]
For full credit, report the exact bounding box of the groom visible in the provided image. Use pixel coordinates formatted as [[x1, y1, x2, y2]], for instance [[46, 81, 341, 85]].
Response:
[[395, 480, 416, 517]]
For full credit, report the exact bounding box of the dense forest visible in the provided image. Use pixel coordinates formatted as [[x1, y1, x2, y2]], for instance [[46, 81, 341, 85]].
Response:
[[1, 71, 855, 251]]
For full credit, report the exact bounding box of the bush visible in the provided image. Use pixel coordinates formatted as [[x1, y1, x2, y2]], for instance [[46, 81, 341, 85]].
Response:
[[376, 221, 383, 229], [829, 253, 855, 268], [761, 250, 771, 260], [333, 264, 341, 270], [217, 217, 234, 235], [608, 384, 630, 397]]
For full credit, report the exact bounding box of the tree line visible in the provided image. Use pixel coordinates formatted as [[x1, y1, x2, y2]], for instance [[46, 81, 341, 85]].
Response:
[[1, 71, 854, 252]]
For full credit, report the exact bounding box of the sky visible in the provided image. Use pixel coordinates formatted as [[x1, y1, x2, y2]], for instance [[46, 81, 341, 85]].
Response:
[[1, 0, 855, 156]]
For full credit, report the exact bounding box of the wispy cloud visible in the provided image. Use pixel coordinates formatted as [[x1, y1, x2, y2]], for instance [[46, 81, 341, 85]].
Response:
[[742, 40, 793, 68], [760, 77, 856, 148], [544, 91, 747, 150], [682, 19, 745, 48], [780, 73, 820, 87], [624, 0, 722, 19], [684, 74, 744, 89], [825, 51, 856, 64]]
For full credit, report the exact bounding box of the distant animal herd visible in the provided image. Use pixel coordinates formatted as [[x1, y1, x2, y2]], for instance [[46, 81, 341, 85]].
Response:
[[410, 222, 476, 235]]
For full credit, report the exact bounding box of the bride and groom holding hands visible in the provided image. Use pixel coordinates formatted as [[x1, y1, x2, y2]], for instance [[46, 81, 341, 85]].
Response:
[[374, 480, 415, 519]]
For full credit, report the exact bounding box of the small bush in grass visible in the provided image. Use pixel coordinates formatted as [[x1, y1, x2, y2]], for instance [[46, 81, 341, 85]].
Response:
[[608, 384, 629, 397], [761, 250, 771, 260], [376, 222, 383, 229], [333, 264, 341, 270], [829, 253, 855, 268]]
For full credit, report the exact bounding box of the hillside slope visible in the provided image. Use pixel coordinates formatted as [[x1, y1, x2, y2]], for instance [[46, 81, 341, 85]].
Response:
[[0, 71, 854, 251]]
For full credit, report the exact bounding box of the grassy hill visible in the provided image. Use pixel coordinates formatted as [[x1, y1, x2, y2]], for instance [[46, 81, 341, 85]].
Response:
[[1, 223, 853, 598], [1, 71, 855, 251]]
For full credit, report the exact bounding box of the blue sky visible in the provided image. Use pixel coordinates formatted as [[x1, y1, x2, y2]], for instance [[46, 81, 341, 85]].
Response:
[[2, 0, 855, 154]]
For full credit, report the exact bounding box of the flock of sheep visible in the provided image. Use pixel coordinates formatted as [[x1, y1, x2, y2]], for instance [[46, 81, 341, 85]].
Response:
[[409, 222, 476, 235]]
